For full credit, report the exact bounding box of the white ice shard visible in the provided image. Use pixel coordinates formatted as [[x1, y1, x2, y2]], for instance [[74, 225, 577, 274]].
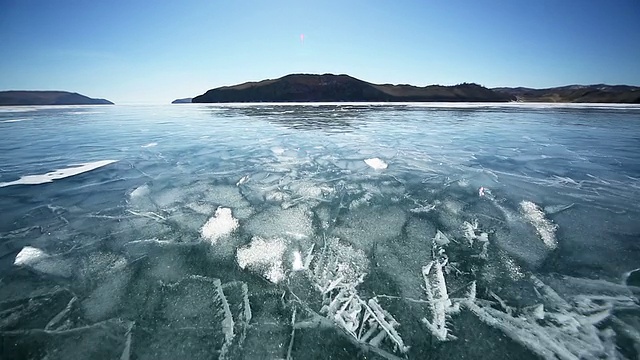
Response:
[[292, 250, 304, 271], [201, 207, 239, 243], [13, 246, 72, 277], [311, 237, 369, 292], [544, 203, 575, 215], [236, 175, 250, 186], [421, 258, 459, 341], [14, 246, 47, 265], [364, 158, 388, 170], [433, 230, 450, 246], [236, 236, 287, 283], [465, 276, 621, 360], [129, 184, 150, 199], [520, 200, 558, 249], [0, 160, 118, 187]]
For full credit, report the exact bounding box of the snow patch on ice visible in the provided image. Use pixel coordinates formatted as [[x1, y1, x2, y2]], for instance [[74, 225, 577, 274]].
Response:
[[236, 236, 287, 283], [201, 207, 239, 243], [364, 157, 388, 170], [520, 200, 558, 250], [0, 160, 118, 187]]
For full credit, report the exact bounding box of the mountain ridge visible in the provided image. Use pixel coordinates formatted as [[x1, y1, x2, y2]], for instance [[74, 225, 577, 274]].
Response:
[[190, 74, 515, 103]]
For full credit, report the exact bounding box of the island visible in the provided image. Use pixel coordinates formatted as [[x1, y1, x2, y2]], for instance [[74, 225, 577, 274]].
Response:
[[0, 91, 114, 106], [190, 74, 515, 103], [492, 85, 640, 103]]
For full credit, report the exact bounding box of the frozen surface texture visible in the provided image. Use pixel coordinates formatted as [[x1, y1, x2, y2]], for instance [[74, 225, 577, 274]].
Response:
[[1, 104, 640, 359]]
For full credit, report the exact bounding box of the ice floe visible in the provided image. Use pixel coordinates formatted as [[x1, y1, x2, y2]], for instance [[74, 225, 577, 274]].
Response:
[[0, 160, 117, 187]]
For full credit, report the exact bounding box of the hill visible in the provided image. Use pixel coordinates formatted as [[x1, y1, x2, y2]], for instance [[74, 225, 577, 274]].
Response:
[[171, 97, 192, 104], [492, 85, 640, 103], [191, 74, 515, 103], [0, 91, 114, 106]]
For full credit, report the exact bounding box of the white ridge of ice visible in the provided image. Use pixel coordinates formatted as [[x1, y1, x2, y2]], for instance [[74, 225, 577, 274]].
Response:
[[520, 201, 558, 250], [433, 230, 450, 246], [0, 160, 118, 187], [129, 184, 150, 199], [236, 236, 287, 283], [236, 175, 250, 186], [421, 257, 459, 341], [201, 207, 239, 243], [1, 118, 32, 123], [364, 158, 388, 170], [14, 246, 48, 265], [292, 250, 304, 271]]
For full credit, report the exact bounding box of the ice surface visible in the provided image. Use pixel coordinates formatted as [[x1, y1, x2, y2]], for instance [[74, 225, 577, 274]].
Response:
[[333, 205, 406, 250], [2, 104, 640, 358], [244, 205, 313, 240], [201, 207, 239, 243], [0, 160, 117, 187], [364, 157, 388, 170]]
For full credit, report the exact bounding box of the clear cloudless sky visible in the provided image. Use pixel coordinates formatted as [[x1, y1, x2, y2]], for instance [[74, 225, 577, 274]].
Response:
[[1, 0, 639, 104]]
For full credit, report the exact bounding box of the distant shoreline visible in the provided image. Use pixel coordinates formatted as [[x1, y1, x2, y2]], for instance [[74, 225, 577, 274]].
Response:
[[0, 91, 113, 106], [180, 74, 640, 104]]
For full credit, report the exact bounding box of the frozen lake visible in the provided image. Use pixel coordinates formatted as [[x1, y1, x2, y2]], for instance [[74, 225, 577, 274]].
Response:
[[1, 103, 639, 359]]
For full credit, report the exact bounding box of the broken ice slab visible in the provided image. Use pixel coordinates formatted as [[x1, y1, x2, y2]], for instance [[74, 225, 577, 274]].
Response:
[[126, 276, 251, 359], [0, 318, 133, 360], [332, 205, 406, 250], [0, 287, 76, 331], [244, 205, 314, 240]]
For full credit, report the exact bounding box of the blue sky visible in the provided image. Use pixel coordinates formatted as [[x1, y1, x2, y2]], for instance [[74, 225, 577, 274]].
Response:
[[1, 0, 639, 103]]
